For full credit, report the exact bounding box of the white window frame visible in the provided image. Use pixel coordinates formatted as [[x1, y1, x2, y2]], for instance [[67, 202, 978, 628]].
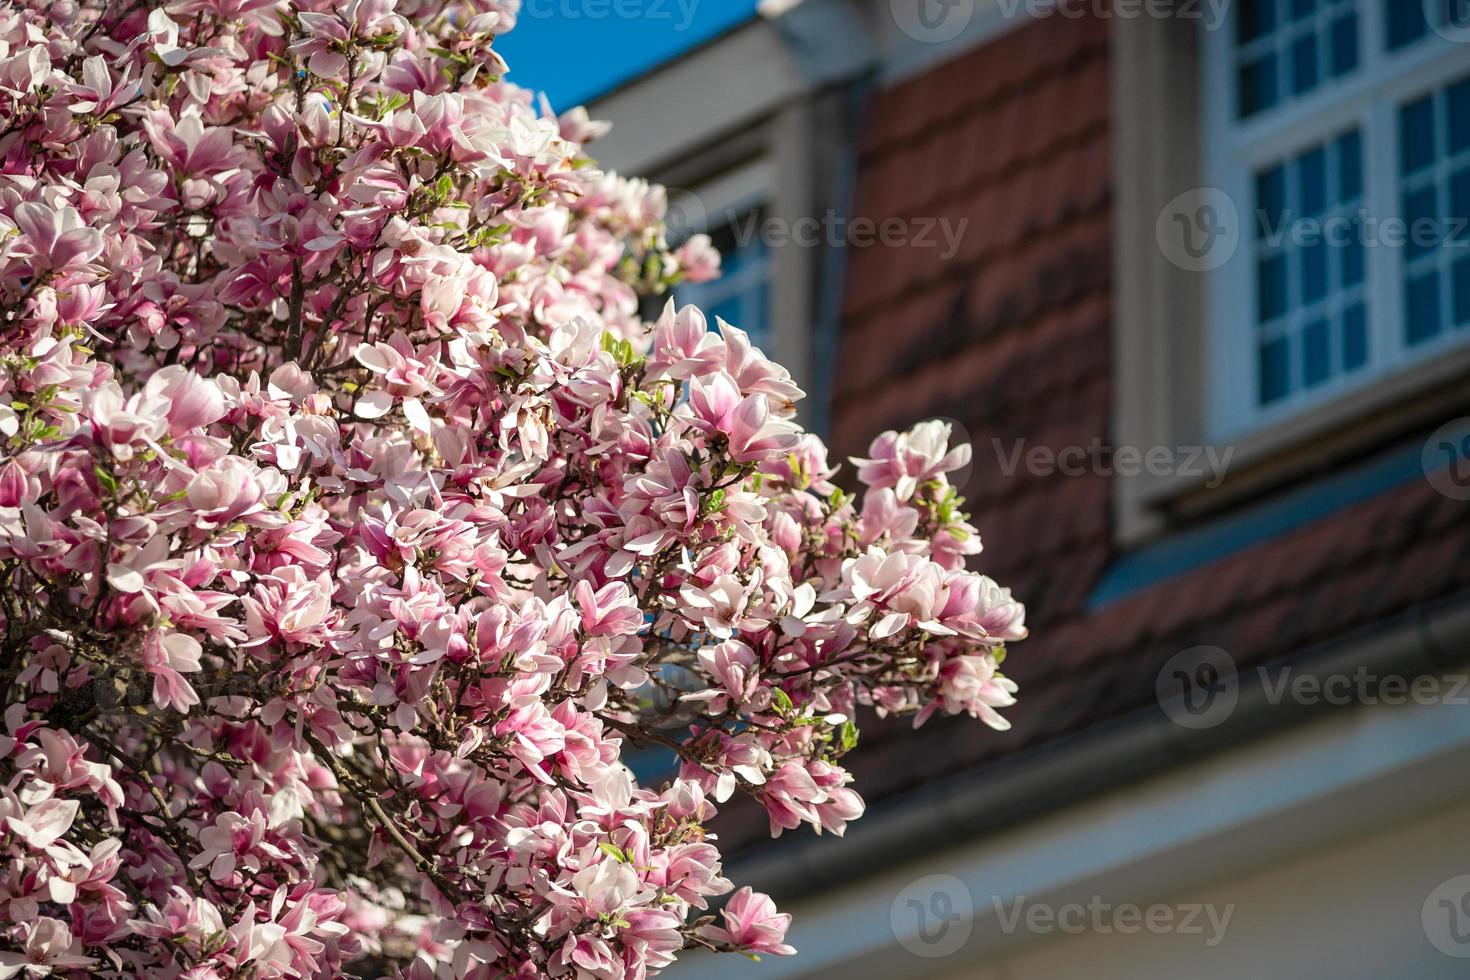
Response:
[[1203, 4, 1470, 442]]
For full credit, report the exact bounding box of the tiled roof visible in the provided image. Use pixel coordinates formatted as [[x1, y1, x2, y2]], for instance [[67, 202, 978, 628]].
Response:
[[714, 9, 1470, 855]]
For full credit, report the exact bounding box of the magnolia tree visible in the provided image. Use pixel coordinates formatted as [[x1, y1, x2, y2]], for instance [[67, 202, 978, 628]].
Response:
[[0, 0, 1026, 976]]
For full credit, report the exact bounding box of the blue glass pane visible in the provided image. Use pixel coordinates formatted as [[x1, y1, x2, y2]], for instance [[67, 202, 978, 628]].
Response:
[[1301, 244, 1328, 304], [1386, 0, 1429, 49], [1337, 130, 1363, 201], [1299, 145, 1328, 216], [1257, 165, 1289, 238], [1260, 336, 1292, 404], [1291, 35, 1319, 96], [1330, 15, 1358, 77], [1450, 77, 1470, 156], [751, 280, 771, 348], [1241, 0, 1278, 42], [1341, 226, 1365, 286], [1407, 271, 1444, 345], [1259, 253, 1290, 321], [1405, 186, 1440, 260], [1451, 168, 1470, 227], [1290, 0, 1316, 19], [1302, 318, 1331, 387], [1241, 55, 1280, 117], [1456, 255, 1470, 327], [708, 296, 741, 327], [1342, 303, 1368, 370], [1401, 97, 1437, 177]]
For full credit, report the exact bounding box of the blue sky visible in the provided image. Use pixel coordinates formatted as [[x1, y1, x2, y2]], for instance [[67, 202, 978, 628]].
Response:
[[498, 0, 762, 111]]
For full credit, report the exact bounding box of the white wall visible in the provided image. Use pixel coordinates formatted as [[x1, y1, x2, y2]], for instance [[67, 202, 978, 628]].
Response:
[[937, 795, 1470, 980]]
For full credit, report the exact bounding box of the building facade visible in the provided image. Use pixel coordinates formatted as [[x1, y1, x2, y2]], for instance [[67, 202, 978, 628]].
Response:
[[584, 2, 1470, 976]]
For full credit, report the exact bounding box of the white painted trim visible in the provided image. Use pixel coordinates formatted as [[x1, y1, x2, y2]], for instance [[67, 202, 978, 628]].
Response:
[[663, 678, 1470, 978], [586, 20, 805, 176], [665, 158, 776, 239], [1111, 12, 1203, 543]]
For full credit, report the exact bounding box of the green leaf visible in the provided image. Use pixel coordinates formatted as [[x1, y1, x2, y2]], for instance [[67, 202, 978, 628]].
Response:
[[597, 842, 628, 863], [771, 688, 793, 715]]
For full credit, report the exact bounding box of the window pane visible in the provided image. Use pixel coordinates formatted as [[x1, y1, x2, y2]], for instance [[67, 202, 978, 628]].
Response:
[[1290, 35, 1319, 96], [1407, 271, 1443, 345], [1236, 1, 1359, 118], [674, 209, 772, 351], [1241, 0, 1278, 42], [1451, 168, 1470, 227], [1386, 0, 1429, 49], [1302, 318, 1331, 387], [1450, 77, 1470, 156], [1330, 15, 1358, 76], [1337, 130, 1363, 200], [1240, 55, 1280, 117], [1405, 186, 1440, 260], [1257, 165, 1289, 237], [1401, 97, 1437, 177], [1259, 253, 1290, 321], [1396, 72, 1470, 351], [1341, 303, 1368, 371], [1250, 126, 1366, 407], [1455, 255, 1470, 327], [1341, 227, 1365, 286], [1301, 244, 1329, 304], [1299, 145, 1328, 215], [1260, 336, 1292, 403]]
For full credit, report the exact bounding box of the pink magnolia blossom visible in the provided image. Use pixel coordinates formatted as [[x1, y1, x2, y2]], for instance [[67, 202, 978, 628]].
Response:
[[0, 3, 1023, 976], [703, 887, 796, 958], [0, 917, 96, 978]]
